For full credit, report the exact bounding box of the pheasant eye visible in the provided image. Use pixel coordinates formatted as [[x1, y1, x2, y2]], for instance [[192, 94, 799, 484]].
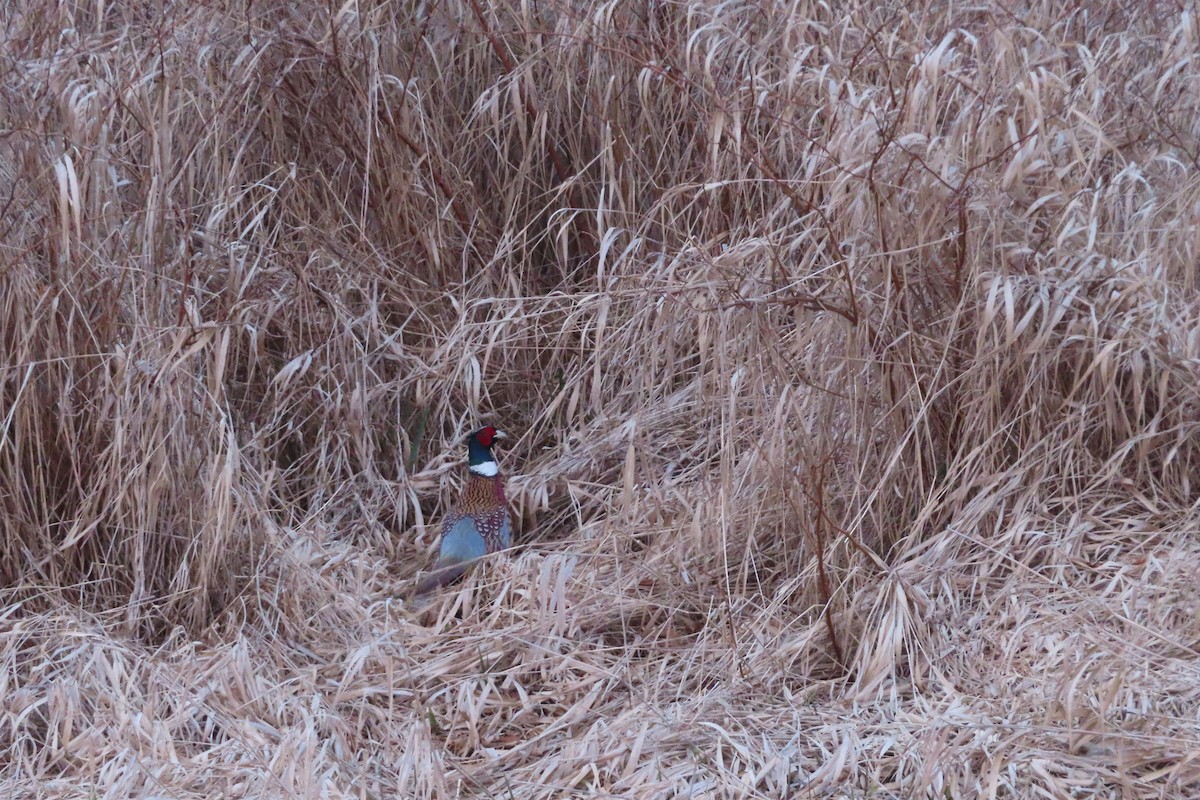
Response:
[[477, 427, 495, 446]]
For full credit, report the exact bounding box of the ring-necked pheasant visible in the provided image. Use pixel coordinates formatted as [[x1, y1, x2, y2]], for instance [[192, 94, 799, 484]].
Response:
[[411, 426, 513, 598]]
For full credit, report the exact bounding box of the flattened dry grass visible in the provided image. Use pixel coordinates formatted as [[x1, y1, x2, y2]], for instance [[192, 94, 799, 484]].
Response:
[[3, 0, 1200, 796]]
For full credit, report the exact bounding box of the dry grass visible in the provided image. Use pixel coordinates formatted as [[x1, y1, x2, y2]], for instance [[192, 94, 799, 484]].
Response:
[[2, 0, 1200, 796]]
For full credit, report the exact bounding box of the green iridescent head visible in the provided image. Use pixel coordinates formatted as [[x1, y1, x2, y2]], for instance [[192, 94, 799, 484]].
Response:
[[466, 426, 507, 475]]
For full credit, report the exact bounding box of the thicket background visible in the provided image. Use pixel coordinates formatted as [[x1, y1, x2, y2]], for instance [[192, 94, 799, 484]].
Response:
[[2, 0, 1199, 797]]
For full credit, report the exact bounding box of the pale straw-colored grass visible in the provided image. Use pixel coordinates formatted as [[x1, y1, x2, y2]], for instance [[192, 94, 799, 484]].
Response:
[[2, 0, 1200, 797]]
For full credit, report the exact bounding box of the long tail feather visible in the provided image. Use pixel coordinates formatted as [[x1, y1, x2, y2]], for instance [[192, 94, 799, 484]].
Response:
[[411, 562, 469, 598]]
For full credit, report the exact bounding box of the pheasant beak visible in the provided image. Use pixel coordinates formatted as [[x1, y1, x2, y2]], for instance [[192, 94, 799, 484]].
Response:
[[492, 430, 509, 442]]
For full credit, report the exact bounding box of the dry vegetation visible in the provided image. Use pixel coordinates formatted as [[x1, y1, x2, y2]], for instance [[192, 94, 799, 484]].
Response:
[[2, 0, 1200, 796]]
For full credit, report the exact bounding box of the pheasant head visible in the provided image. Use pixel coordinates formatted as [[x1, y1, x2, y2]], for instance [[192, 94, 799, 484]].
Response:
[[466, 425, 507, 477]]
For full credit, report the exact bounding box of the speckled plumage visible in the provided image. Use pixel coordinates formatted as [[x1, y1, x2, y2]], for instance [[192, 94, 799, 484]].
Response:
[[412, 427, 513, 597], [440, 475, 511, 551]]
